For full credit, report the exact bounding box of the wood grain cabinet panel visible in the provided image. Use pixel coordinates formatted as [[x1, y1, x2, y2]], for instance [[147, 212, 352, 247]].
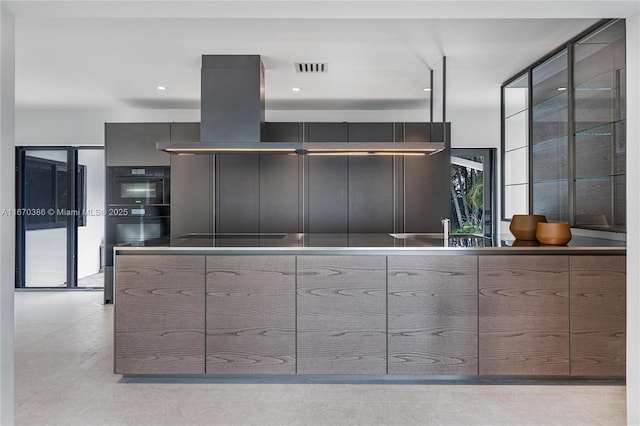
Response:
[[297, 256, 387, 374], [114, 255, 206, 374], [570, 256, 626, 377], [479, 255, 570, 375], [388, 256, 478, 375], [206, 256, 296, 374]]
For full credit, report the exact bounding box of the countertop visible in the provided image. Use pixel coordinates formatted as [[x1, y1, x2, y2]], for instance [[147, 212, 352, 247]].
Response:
[[114, 232, 626, 256]]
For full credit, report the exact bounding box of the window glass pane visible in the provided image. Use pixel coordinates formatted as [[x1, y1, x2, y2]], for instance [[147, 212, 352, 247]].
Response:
[[504, 110, 528, 152], [504, 147, 528, 185], [505, 184, 528, 218], [504, 73, 529, 118]]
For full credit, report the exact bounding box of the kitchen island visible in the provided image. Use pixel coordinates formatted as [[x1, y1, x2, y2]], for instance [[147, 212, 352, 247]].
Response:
[[114, 233, 625, 379]]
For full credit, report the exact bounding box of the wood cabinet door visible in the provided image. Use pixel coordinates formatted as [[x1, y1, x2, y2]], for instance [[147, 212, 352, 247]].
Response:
[[388, 256, 478, 375], [297, 255, 387, 374], [570, 255, 626, 376], [114, 255, 206, 374], [206, 256, 296, 374], [479, 255, 570, 375]]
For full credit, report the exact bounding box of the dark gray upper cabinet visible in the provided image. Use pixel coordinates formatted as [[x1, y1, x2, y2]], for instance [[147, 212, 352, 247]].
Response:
[[170, 122, 200, 142], [105, 123, 171, 166], [347, 122, 394, 142], [305, 122, 348, 142], [347, 123, 394, 232], [403, 122, 450, 142], [305, 123, 349, 233], [264, 122, 302, 142]]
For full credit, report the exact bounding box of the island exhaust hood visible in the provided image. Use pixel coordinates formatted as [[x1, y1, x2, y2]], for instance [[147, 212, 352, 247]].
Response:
[[157, 55, 446, 155]]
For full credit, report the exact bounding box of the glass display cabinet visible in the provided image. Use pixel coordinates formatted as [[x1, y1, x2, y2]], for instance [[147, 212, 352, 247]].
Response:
[[573, 20, 626, 231], [532, 50, 569, 222], [503, 73, 529, 218], [501, 19, 626, 233]]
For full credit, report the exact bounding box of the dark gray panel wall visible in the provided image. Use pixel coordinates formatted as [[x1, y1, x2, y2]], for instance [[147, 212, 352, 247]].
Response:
[[169, 123, 213, 236], [259, 155, 300, 232], [201, 55, 264, 143], [403, 123, 451, 232], [170, 122, 200, 143], [306, 123, 349, 232], [348, 123, 394, 232], [105, 123, 171, 166], [260, 122, 302, 232], [171, 155, 213, 236], [264, 122, 302, 142], [216, 155, 260, 233]]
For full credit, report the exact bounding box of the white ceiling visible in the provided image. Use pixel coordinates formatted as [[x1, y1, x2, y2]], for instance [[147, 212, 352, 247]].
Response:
[[7, 1, 639, 113]]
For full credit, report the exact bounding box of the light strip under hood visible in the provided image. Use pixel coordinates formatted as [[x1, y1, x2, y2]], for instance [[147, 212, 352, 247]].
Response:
[[157, 141, 445, 156]]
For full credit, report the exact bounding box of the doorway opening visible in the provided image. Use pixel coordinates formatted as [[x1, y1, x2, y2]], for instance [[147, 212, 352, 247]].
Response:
[[15, 147, 105, 289]]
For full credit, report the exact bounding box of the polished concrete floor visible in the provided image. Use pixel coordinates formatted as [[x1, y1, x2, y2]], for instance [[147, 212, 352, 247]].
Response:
[[15, 291, 626, 426]]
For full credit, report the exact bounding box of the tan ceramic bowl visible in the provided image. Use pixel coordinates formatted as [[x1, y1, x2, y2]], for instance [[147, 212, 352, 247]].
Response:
[[509, 214, 547, 240], [536, 222, 572, 245]]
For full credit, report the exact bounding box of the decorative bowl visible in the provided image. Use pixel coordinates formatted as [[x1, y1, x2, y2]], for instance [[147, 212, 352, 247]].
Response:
[[509, 214, 547, 240], [536, 222, 572, 245]]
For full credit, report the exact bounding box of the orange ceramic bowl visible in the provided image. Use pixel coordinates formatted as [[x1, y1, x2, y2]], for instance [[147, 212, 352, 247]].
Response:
[[536, 222, 572, 245], [509, 214, 547, 240]]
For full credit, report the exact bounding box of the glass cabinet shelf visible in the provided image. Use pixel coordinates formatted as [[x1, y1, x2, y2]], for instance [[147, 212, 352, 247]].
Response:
[[504, 108, 528, 120], [532, 136, 568, 148], [532, 91, 568, 110], [575, 173, 625, 181], [533, 178, 570, 185], [574, 119, 626, 136], [574, 66, 625, 90]]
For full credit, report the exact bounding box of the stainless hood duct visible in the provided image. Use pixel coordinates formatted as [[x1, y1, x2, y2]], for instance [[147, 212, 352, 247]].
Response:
[[157, 54, 445, 155]]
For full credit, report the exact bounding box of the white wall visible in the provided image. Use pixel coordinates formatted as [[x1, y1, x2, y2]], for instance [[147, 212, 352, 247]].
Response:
[[0, 5, 14, 424], [77, 149, 104, 279], [15, 107, 200, 145], [625, 11, 639, 426]]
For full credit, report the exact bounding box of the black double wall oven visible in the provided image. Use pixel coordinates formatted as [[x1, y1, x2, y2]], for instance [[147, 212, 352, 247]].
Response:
[[104, 166, 170, 303]]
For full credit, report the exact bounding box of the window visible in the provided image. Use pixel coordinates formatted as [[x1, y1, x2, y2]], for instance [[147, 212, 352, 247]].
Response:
[[24, 156, 86, 230]]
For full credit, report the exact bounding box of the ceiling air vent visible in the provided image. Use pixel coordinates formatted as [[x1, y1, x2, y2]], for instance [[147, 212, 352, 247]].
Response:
[[295, 63, 328, 73]]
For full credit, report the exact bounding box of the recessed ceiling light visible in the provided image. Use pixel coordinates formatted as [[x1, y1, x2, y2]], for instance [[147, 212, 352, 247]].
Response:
[[292, 87, 302, 92], [157, 86, 167, 91], [423, 87, 431, 92], [557, 87, 567, 91]]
